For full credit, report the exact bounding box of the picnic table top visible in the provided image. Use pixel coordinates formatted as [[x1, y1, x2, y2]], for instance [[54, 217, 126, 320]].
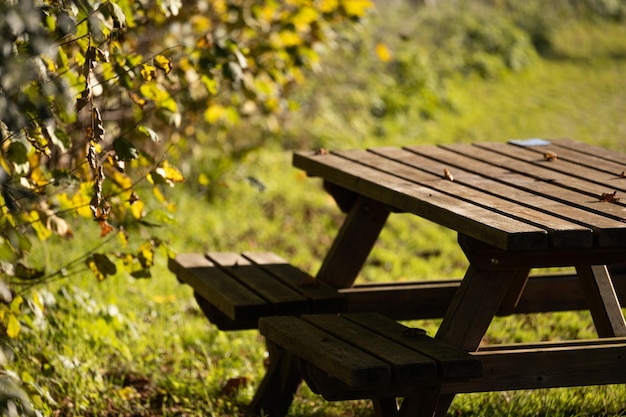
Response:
[[293, 138, 626, 252]]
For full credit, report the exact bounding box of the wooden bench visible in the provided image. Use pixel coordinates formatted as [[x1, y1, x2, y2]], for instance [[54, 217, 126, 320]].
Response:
[[257, 312, 481, 415], [168, 252, 347, 330], [170, 252, 626, 330]]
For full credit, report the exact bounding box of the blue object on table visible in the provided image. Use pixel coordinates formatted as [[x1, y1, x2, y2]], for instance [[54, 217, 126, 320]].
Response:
[[508, 138, 552, 147]]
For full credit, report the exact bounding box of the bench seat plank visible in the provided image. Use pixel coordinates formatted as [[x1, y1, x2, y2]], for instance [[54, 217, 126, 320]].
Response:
[[302, 314, 438, 385], [171, 252, 346, 330], [169, 253, 269, 321], [259, 315, 392, 388], [206, 252, 309, 316], [242, 252, 346, 312], [260, 313, 482, 399], [344, 312, 482, 380]]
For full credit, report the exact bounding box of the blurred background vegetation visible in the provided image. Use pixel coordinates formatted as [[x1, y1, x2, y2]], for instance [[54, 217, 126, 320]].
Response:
[[2, 0, 626, 415]]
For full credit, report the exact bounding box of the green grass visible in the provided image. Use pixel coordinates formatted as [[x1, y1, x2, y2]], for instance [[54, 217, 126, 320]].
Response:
[[6, 12, 626, 417]]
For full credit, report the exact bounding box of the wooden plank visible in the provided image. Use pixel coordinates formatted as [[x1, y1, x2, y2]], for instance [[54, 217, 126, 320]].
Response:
[[478, 336, 626, 352], [206, 252, 310, 316], [372, 146, 622, 243], [356, 148, 594, 249], [343, 312, 482, 380], [442, 342, 626, 393], [459, 233, 626, 270], [503, 141, 626, 186], [168, 253, 269, 321], [315, 196, 390, 288], [192, 291, 258, 330], [410, 144, 626, 246], [551, 138, 626, 166], [241, 252, 347, 312], [510, 143, 626, 179], [340, 273, 626, 320], [425, 144, 626, 218], [259, 316, 391, 387], [293, 151, 548, 251], [302, 314, 438, 385]]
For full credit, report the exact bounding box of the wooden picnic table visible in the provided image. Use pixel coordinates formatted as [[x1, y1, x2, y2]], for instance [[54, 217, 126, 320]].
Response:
[[251, 138, 626, 417]]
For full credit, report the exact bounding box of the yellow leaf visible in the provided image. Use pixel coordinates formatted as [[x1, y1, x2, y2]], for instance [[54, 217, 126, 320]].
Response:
[[29, 167, 48, 188], [271, 30, 302, 48], [10, 296, 23, 314], [152, 295, 176, 304], [32, 292, 44, 313], [320, 0, 339, 13], [293, 7, 318, 31], [198, 173, 210, 186], [6, 313, 20, 338], [109, 169, 133, 189], [204, 104, 225, 124], [25, 211, 52, 241], [138, 241, 154, 269], [375, 42, 393, 62], [160, 160, 184, 185], [130, 199, 144, 219], [152, 186, 166, 203], [154, 55, 173, 74], [118, 229, 128, 248], [141, 64, 157, 81], [190, 15, 212, 32], [342, 0, 373, 17]]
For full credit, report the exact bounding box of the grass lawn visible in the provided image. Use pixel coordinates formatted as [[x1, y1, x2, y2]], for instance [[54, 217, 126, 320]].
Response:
[[8, 15, 626, 417]]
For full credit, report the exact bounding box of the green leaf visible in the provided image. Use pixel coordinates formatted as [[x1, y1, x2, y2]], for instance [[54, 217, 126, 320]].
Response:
[[108, 1, 127, 28], [113, 137, 139, 160], [130, 269, 151, 279], [86, 254, 117, 281], [138, 126, 159, 142], [15, 263, 45, 280], [6, 142, 29, 165]]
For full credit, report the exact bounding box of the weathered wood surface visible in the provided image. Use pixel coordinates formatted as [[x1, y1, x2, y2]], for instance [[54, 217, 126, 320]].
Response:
[[293, 139, 626, 251], [341, 272, 626, 320], [169, 252, 346, 329], [259, 313, 480, 396], [443, 338, 626, 393], [293, 151, 548, 251], [169, 253, 269, 321]]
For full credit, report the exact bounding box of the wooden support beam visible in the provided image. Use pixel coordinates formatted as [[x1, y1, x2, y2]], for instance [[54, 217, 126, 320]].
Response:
[[443, 339, 626, 393], [576, 264, 626, 337], [316, 196, 390, 289]]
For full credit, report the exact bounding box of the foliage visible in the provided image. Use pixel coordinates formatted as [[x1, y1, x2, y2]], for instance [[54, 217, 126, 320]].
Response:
[[280, 1, 540, 151], [0, 0, 372, 337]]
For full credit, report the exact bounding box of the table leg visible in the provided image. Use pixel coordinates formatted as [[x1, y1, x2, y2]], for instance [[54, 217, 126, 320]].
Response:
[[373, 398, 398, 417], [397, 385, 441, 417], [316, 196, 390, 289], [576, 264, 626, 337], [497, 268, 531, 315], [248, 343, 302, 417], [399, 263, 520, 417]]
